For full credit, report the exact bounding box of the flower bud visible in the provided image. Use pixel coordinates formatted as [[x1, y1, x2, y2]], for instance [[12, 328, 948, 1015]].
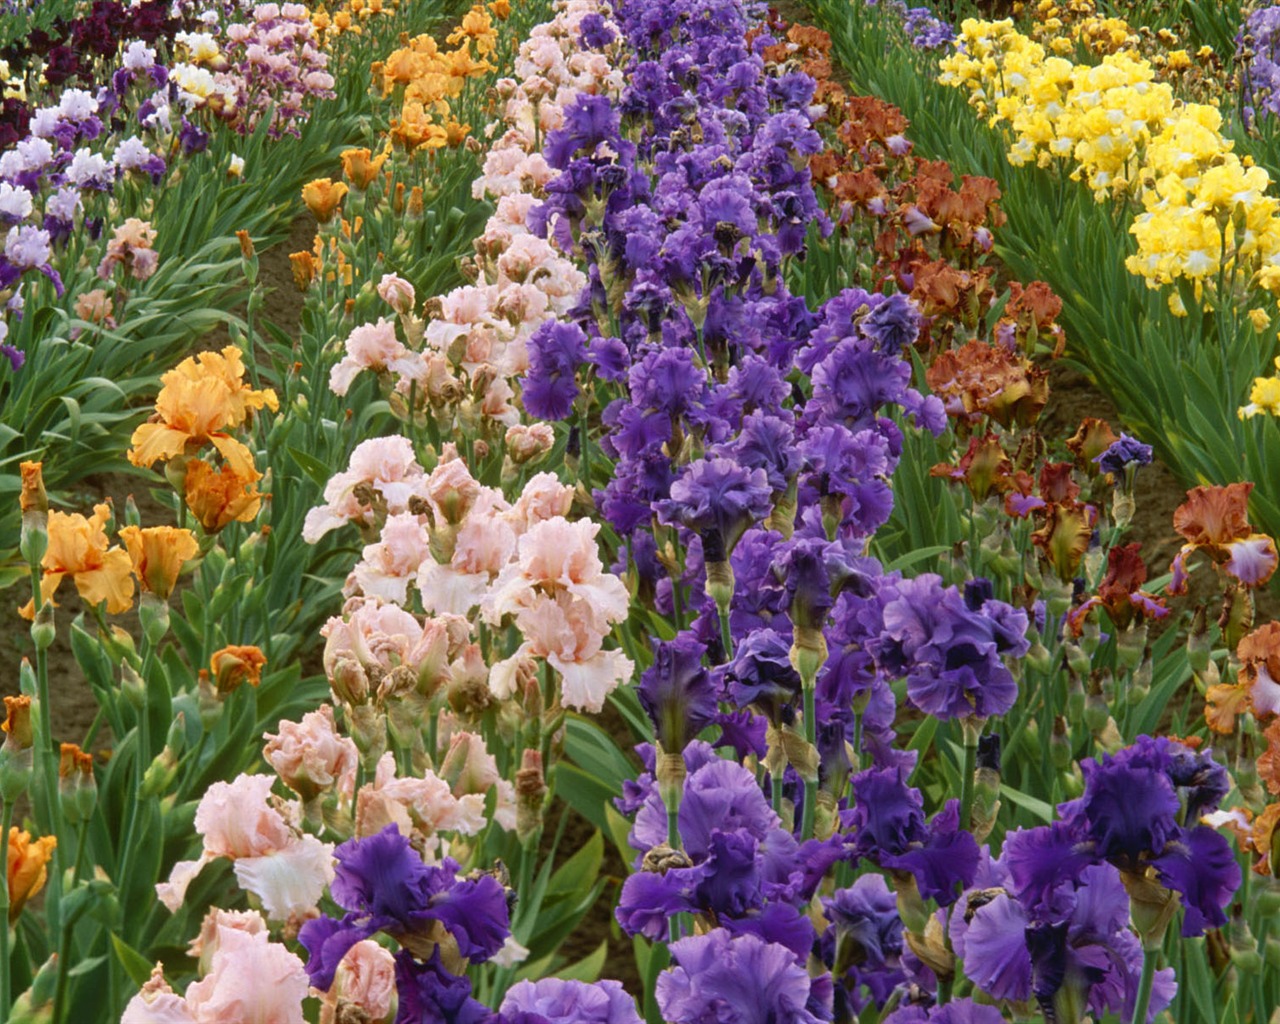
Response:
[[121, 662, 147, 711], [377, 273, 415, 315], [789, 627, 828, 691], [30, 603, 54, 652], [515, 749, 547, 846], [1187, 606, 1212, 675], [704, 559, 735, 615], [0, 697, 34, 802], [971, 734, 1002, 844], [19, 462, 48, 568], [209, 645, 266, 695], [141, 746, 180, 798], [58, 743, 96, 824], [329, 657, 371, 706], [1120, 869, 1180, 950], [7, 953, 57, 1024]]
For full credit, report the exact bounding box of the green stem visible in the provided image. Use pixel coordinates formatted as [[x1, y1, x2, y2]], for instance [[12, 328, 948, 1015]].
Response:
[[718, 607, 733, 662], [1130, 945, 1158, 1024], [959, 730, 978, 833], [0, 800, 13, 1024], [51, 820, 90, 1024], [801, 685, 817, 841]]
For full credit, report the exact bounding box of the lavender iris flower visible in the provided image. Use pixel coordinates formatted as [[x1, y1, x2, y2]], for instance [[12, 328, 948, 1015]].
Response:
[[656, 929, 831, 1024]]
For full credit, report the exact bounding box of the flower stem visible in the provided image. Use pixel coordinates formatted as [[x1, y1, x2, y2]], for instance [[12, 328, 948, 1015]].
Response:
[[801, 684, 817, 841], [0, 800, 13, 1024], [959, 727, 978, 833], [718, 607, 733, 662], [1130, 945, 1158, 1024]]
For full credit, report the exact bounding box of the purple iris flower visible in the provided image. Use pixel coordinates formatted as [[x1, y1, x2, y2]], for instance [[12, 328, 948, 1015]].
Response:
[[655, 456, 773, 557], [657, 929, 831, 1024], [1094, 433, 1153, 476], [393, 951, 491, 1024], [882, 999, 1005, 1024], [844, 768, 978, 906], [873, 574, 1028, 721], [638, 632, 717, 751], [822, 874, 903, 972], [523, 320, 588, 420], [500, 979, 641, 1024], [299, 825, 509, 991], [725, 628, 801, 724]]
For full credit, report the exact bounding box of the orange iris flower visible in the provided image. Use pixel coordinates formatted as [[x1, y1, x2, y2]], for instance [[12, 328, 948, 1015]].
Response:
[[184, 460, 264, 533], [8, 828, 56, 922], [21, 504, 134, 619], [128, 346, 277, 478], [119, 525, 199, 599]]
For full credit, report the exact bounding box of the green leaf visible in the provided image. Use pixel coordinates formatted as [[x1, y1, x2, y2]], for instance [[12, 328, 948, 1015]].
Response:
[[1000, 784, 1055, 824], [110, 933, 155, 989], [547, 831, 603, 900], [552, 940, 608, 983], [287, 446, 335, 488]]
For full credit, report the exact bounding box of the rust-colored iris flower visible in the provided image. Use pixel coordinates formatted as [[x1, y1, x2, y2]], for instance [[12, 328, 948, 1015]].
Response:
[[1066, 543, 1169, 636], [1169, 483, 1278, 595], [1205, 621, 1280, 733], [925, 339, 1048, 430]]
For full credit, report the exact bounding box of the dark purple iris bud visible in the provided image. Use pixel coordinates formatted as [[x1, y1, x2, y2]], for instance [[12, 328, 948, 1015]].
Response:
[[656, 456, 773, 560], [393, 951, 492, 1024], [1, 344, 24, 372], [638, 632, 716, 752], [657, 929, 830, 1024], [523, 320, 588, 420], [299, 825, 510, 991], [1094, 433, 1153, 476], [725, 629, 800, 725]]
